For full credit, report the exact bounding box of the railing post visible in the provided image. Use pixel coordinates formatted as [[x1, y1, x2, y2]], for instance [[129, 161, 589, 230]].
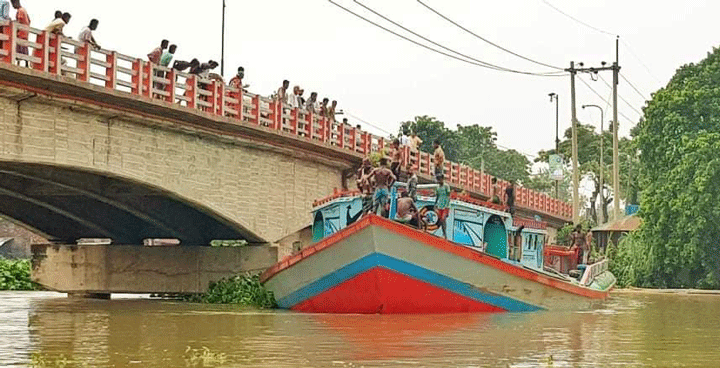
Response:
[[305, 112, 315, 139], [1, 21, 16, 64], [237, 88, 244, 121], [209, 80, 218, 114], [252, 95, 260, 124], [143, 62, 152, 97], [291, 108, 298, 135], [216, 82, 225, 116], [131, 58, 143, 95], [166, 68, 175, 104], [33, 30, 49, 72], [320, 117, 327, 143], [105, 51, 117, 89], [77, 42, 90, 82], [186, 74, 197, 109], [337, 121, 345, 149], [48, 34, 61, 75]]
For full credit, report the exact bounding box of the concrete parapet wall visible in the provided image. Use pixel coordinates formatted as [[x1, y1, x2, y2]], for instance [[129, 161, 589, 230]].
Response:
[[0, 90, 345, 242], [31, 244, 278, 294]]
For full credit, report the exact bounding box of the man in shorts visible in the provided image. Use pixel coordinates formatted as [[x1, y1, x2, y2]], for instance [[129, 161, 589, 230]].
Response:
[[435, 174, 451, 238], [371, 157, 396, 217]]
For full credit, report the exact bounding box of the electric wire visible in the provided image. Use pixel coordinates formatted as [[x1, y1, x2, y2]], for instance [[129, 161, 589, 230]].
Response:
[[353, 0, 563, 75], [417, 0, 564, 71], [328, 0, 567, 77], [540, 0, 663, 84], [344, 111, 394, 135], [577, 76, 635, 124], [620, 73, 649, 101], [597, 74, 643, 117]]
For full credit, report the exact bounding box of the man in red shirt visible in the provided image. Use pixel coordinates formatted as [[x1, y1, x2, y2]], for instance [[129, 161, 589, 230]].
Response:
[[147, 40, 168, 64], [12, 0, 30, 60]]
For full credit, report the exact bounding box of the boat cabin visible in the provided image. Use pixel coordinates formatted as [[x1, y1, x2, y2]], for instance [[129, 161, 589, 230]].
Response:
[[311, 182, 548, 272]]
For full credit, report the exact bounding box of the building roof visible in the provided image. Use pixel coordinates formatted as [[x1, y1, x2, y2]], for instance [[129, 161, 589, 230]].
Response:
[[592, 215, 642, 232]]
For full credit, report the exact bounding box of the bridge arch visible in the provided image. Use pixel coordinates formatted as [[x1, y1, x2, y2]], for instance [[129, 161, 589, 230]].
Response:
[[0, 162, 265, 245]]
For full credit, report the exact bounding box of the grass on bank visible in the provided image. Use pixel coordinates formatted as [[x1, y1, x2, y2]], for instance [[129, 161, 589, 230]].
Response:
[[0, 257, 40, 291]]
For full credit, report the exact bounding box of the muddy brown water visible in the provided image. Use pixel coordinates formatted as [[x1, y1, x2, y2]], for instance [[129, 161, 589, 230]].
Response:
[[2, 291, 720, 367]]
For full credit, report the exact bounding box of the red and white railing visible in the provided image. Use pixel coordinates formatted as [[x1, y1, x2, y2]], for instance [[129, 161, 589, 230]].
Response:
[[0, 20, 572, 220]]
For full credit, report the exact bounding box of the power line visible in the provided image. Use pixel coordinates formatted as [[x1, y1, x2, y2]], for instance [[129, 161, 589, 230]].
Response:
[[620, 73, 649, 101], [597, 74, 643, 117], [352, 0, 562, 75], [416, 0, 564, 71], [328, 0, 566, 77], [540, 0, 615, 36], [539, 0, 663, 84], [344, 111, 394, 135], [577, 76, 636, 124]]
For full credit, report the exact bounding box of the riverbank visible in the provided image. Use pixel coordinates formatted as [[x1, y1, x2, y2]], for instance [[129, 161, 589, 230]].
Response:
[[612, 287, 720, 295]]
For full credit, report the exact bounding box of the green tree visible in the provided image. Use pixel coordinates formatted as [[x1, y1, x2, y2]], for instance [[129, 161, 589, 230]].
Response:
[[623, 46, 720, 288], [400, 115, 461, 162]]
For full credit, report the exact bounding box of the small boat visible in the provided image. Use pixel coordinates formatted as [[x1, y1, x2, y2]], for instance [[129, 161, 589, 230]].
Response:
[[261, 184, 615, 314]]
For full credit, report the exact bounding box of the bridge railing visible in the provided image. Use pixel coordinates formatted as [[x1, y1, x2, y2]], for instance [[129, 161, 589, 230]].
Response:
[[0, 20, 572, 221]]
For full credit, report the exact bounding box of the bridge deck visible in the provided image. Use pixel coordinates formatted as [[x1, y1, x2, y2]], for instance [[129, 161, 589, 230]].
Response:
[[0, 20, 571, 223]]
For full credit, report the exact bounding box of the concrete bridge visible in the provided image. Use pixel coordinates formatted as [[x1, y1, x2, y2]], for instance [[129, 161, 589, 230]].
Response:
[[0, 20, 572, 295]]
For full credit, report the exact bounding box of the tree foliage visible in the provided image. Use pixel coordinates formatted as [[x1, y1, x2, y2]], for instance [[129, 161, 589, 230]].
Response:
[[615, 47, 720, 289]]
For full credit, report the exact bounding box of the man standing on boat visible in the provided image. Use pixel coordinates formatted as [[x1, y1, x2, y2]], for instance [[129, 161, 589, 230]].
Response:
[[357, 157, 375, 214], [371, 157, 396, 217], [435, 174, 451, 238], [407, 165, 418, 202]]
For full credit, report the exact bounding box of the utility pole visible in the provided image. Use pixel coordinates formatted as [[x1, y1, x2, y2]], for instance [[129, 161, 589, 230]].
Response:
[[582, 104, 604, 224], [221, 0, 226, 76], [549, 92, 560, 199], [569, 62, 580, 225], [565, 52, 621, 224], [612, 36, 621, 220]]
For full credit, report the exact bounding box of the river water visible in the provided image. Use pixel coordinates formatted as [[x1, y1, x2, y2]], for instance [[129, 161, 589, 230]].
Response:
[[2, 291, 720, 367]]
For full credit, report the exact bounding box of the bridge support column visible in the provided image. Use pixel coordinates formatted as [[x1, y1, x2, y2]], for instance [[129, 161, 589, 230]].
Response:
[[30, 243, 278, 295]]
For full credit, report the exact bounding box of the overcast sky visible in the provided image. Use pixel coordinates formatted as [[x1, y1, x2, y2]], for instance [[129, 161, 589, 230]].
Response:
[[26, 0, 718, 161]]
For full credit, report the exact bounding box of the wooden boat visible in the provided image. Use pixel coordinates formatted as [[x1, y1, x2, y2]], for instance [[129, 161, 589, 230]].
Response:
[[261, 185, 615, 314]]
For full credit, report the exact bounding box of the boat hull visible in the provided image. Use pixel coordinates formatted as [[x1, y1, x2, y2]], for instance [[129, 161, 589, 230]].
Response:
[[262, 215, 611, 314]]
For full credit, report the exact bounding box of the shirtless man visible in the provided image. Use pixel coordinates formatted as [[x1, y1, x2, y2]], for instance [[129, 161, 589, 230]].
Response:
[[395, 192, 423, 229], [356, 157, 374, 195], [491, 177, 501, 204], [390, 139, 403, 179], [371, 157, 396, 217]]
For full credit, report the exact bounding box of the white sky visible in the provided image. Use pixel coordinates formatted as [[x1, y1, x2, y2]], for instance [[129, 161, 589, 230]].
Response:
[[24, 0, 718, 161]]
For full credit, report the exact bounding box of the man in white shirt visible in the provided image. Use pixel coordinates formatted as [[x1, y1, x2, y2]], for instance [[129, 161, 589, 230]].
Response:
[[45, 12, 70, 35], [78, 19, 100, 49]]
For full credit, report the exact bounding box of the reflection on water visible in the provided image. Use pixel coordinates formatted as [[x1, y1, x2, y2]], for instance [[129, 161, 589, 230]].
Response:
[[2, 291, 720, 367]]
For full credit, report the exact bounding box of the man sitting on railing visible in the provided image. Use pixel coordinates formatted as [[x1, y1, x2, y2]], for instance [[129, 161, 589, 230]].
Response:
[[305, 92, 318, 114], [77, 19, 100, 50], [11, 0, 29, 61]]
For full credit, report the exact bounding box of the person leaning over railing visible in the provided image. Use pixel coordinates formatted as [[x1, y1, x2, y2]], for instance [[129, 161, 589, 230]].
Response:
[[77, 18, 100, 50], [45, 11, 69, 35]]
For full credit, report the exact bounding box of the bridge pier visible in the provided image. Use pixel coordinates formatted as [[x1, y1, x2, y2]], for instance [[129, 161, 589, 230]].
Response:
[[30, 243, 278, 295]]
